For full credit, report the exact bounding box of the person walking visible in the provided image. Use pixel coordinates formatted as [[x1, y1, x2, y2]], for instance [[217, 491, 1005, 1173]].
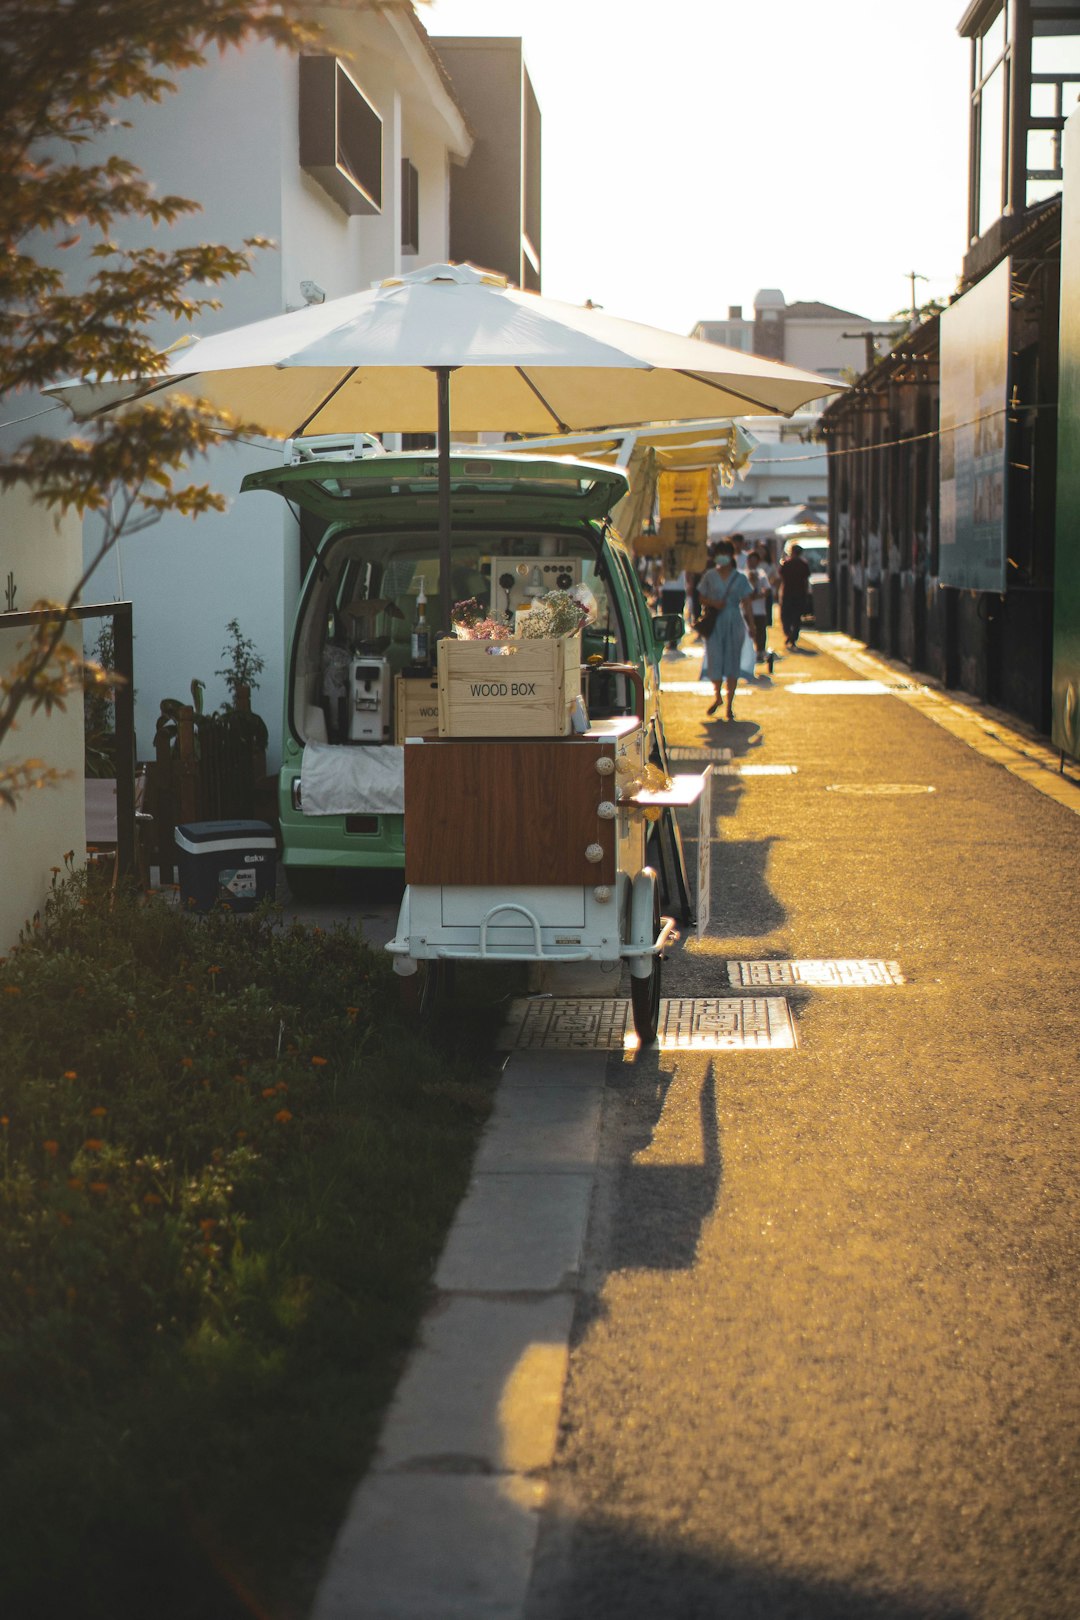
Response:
[[778, 539, 812, 650], [698, 540, 755, 721], [745, 549, 772, 667]]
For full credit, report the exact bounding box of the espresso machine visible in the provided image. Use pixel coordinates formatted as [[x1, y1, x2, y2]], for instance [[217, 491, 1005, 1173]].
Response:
[[348, 655, 391, 742]]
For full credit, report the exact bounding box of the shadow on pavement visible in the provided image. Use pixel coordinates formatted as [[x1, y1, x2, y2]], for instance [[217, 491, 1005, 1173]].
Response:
[[606, 1061, 721, 1273], [526, 1512, 975, 1620], [709, 836, 787, 936]]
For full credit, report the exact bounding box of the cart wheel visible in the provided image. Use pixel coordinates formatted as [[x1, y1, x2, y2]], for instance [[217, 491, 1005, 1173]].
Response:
[[398, 960, 443, 1021], [630, 883, 662, 1046]]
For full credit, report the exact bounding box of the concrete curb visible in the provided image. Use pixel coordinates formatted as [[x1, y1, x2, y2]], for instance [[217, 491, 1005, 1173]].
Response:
[[310, 1050, 609, 1620]]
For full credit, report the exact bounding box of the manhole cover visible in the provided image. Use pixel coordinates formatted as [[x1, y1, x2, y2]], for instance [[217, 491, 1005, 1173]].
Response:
[[666, 745, 733, 762], [501, 998, 631, 1049], [825, 783, 936, 795], [727, 959, 905, 988], [499, 997, 797, 1051], [656, 997, 796, 1049]]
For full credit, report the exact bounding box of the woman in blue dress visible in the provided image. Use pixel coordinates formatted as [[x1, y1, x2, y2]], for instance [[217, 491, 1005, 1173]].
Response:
[[697, 541, 755, 720]]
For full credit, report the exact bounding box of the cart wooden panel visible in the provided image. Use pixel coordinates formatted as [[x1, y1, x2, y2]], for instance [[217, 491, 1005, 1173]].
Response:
[[404, 739, 617, 887]]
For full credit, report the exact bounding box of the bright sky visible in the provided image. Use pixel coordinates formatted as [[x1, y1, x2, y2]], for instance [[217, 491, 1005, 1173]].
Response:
[[424, 0, 972, 334]]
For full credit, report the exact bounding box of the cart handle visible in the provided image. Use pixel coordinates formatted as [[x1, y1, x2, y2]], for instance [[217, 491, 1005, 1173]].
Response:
[[584, 660, 645, 725], [479, 901, 544, 959]]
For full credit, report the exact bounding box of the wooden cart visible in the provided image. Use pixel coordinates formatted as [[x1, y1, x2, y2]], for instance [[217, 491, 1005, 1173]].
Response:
[[386, 687, 711, 1042]]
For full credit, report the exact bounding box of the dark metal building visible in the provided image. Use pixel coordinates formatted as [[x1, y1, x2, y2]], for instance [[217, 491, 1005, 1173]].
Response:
[[820, 0, 1074, 737]]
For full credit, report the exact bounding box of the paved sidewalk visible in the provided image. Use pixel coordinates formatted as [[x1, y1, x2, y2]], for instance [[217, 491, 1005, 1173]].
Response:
[[311, 1050, 608, 1620], [309, 629, 1080, 1619]]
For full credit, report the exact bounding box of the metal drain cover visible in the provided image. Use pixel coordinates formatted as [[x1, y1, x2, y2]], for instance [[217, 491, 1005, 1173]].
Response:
[[667, 745, 733, 762], [656, 997, 796, 1049], [499, 997, 797, 1051], [727, 959, 905, 988]]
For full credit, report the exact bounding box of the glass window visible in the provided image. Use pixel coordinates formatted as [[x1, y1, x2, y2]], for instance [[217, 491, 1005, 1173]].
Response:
[[1032, 35, 1080, 75], [981, 6, 1007, 77], [978, 60, 1007, 233], [1030, 80, 1060, 117], [1027, 127, 1061, 174]]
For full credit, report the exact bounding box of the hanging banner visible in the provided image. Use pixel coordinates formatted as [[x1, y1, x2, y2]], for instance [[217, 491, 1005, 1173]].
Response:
[[938, 258, 1010, 591], [658, 468, 711, 521], [658, 514, 708, 569]]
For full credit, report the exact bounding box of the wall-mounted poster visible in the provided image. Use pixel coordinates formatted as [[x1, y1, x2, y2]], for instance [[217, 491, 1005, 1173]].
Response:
[[938, 257, 1010, 592]]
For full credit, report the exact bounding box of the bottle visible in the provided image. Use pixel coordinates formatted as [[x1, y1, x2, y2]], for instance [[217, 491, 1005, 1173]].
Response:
[[411, 583, 431, 669]]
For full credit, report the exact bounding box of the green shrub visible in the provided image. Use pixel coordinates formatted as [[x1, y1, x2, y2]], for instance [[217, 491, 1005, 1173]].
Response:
[[0, 866, 505, 1617]]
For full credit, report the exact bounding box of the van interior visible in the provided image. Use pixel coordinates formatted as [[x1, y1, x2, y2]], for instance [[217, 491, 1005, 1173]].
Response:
[[291, 529, 626, 748]]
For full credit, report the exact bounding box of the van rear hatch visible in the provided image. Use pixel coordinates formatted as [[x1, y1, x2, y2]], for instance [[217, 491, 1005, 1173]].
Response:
[[240, 452, 629, 529]]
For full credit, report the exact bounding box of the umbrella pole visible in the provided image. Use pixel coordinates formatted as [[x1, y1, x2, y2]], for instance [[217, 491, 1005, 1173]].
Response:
[[435, 365, 453, 637]]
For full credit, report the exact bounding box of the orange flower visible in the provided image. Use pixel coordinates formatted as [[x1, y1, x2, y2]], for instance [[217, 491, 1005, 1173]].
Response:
[[235, 1129, 247, 1141], [208, 965, 221, 975], [310, 1055, 328, 1067], [0, 1116, 8, 1128], [42, 1140, 59, 1157], [89, 1106, 107, 1118], [261, 1087, 277, 1099], [346, 1006, 359, 1021], [143, 1192, 162, 1205], [63, 1069, 77, 1080], [88, 1182, 109, 1195], [180, 1057, 194, 1068], [3, 985, 21, 996], [68, 1177, 84, 1190], [83, 1138, 104, 1152], [199, 1217, 216, 1236], [273, 1109, 293, 1124]]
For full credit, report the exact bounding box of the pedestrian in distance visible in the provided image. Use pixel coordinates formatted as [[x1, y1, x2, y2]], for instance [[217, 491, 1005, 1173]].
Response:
[[697, 539, 755, 721], [745, 549, 774, 670], [778, 539, 812, 650]]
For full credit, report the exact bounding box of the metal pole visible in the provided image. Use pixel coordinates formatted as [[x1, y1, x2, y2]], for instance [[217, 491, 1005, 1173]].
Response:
[[437, 365, 452, 637], [111, 603, 136, 877]]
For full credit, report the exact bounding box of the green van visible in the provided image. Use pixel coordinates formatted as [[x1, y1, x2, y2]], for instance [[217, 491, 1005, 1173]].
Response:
[[241, 444, 688, 904]]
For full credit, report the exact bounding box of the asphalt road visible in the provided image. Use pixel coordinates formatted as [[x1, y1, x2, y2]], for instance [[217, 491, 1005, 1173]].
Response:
[[522, 634, 1080, 1620]]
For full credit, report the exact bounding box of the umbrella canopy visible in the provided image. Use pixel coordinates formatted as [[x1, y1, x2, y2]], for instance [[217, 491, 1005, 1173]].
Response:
[[52, 261, 842, 433], [49, 262, 844, 629]]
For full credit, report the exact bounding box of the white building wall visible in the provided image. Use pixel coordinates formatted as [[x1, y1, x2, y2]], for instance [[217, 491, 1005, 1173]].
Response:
[[783, 317, 890, 377], [74, 21, 469, 766], [0, 486, 86, 949], [3, 11, 471, 933]]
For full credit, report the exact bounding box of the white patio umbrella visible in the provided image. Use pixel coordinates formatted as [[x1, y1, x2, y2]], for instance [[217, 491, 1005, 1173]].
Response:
[[50, 261, 843, 630]]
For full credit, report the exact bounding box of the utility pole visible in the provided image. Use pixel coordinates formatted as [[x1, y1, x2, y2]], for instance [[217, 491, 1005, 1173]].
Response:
[[906, 271, 929, 327]]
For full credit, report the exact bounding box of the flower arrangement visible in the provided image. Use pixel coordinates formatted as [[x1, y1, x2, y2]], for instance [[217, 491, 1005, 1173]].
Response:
[[517, 589, 589, 639], [451, 596, 512, 640]]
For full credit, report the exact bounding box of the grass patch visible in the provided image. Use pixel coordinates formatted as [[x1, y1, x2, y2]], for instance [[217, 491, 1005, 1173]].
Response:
[[0, 866, 512, 1617]]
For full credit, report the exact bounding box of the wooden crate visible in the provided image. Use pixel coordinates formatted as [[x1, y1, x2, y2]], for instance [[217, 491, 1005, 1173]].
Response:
[[394, 673, 440, 741], [437, 634, 582, 738]]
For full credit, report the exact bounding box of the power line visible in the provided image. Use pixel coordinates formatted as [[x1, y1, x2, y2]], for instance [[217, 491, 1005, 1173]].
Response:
[[745, 402, 1056, 466]]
